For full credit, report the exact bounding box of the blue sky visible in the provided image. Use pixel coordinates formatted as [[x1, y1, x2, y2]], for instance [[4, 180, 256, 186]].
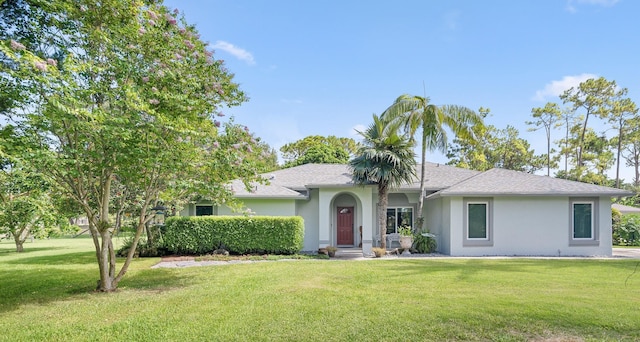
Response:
[[164, 0, 637, 180]]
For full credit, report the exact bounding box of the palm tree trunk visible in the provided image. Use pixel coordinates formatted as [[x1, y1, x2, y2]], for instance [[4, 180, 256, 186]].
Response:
[[417, 129, 427, 232], [378, 184, 388, 249]]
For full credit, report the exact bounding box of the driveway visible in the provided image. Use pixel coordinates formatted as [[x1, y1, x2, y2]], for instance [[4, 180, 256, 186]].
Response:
[[613, 248, 640, 258]]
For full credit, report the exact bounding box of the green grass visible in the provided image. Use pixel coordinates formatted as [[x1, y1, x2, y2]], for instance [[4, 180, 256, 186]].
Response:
[[1, 238, 640, 341]]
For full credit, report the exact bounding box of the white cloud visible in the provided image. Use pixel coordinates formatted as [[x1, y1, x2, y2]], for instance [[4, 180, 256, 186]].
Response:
[[211, 40, 255, 65], [566, 0, 619, 12], [532, 73, 598, 101]]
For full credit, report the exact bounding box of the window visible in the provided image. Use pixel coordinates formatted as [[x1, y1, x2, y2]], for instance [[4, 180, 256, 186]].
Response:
[[463, 198, 493, 246], [569, 198, 599, 245], [468, 203, 488, 239], [386, 207, 413, 234], [196, 205, 213, 216]]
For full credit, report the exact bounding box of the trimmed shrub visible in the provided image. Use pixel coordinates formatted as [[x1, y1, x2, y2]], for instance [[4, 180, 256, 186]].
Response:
[[163, 216, 304, 255]]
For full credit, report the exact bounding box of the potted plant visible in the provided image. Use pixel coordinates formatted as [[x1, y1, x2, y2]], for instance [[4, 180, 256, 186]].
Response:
[[397, 225, 413, 255], [325, 246, 338, 257]]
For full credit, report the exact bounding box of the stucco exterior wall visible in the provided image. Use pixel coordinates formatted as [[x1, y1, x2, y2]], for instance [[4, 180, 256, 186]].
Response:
[[217, 199, 297, 216], [447, 196, 613, 256], [425, 197, 448, 254], [296, 190, 319, 252]]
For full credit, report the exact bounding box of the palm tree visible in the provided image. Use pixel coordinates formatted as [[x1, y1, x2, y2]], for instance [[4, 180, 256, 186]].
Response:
[[382, 95, 483, 231], [350, 114, 416, 249]]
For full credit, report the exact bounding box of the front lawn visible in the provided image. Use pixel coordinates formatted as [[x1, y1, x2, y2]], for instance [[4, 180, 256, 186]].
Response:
[[1, 238, 639, 341]]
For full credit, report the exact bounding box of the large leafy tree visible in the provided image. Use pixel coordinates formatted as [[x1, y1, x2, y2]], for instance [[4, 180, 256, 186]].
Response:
[[350, 115, 416, 249], [447, 124, 545, 173], [0, 0, 258, 291], [555, 127, 614, 185], [382, 95, 483, 230], [280, 135, 359, 167], [0, 125, 70, 252]]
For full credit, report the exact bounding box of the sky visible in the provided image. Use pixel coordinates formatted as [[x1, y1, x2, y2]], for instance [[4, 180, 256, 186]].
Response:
[[163, 0, 638, 181]]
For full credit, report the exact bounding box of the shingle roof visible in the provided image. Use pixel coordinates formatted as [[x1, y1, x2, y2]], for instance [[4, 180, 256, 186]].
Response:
[[230, 164, 632, 199], [399, 163, 481, 191], [430, 168, 633, 197], [233, 163, 485, 198]]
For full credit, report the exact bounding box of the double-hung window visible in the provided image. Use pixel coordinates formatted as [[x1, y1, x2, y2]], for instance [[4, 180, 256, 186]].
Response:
[[569, 198, 599, 245], [463, 198, 493, 246]]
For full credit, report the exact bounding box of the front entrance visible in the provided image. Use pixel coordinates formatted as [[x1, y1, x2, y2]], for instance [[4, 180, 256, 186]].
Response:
[[337, 207, 354, 245]]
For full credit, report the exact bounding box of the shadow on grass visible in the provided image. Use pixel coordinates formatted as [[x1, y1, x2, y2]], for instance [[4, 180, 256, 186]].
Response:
[[6, 251, 98, 265], [0, 246, 68, 255], [382, 258, 640, 281], [0, 264, 188, 314]]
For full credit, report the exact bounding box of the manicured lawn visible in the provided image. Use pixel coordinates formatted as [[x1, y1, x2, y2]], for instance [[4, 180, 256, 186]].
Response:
[[1, 238, 639, 341]]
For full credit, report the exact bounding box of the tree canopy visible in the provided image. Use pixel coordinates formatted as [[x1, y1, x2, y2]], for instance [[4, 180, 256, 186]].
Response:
[[381, 95, 483, 231], [350, 115, 416, 249], [280, 135, 358, 168], [0, 0, 262, 291]]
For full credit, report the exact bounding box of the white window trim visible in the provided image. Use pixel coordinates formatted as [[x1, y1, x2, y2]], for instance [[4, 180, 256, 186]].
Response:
[[572, 201, 594, 240], [463, 198, 493, 247], [568, 197, 599, 246], [466, 201, 489, 240]]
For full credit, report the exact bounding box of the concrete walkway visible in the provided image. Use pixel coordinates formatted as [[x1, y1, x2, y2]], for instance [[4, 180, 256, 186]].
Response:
[[613, 247, 640, 258]]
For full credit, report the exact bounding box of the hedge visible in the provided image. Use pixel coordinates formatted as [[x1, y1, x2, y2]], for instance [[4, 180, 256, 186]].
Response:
[[162, 216, 304, 255]]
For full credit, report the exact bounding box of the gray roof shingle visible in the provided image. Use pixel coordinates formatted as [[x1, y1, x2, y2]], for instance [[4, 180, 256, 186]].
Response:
[[230, 164, 631, 199], [430, 168, 633, 197]]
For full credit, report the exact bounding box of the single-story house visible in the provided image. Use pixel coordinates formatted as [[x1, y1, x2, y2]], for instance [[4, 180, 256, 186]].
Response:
[[180, 163, 632, 257], [612, 203, 640, 215]]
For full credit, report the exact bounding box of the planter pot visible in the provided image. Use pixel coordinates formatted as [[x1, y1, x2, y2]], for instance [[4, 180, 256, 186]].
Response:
[[327, 251, 336, 257], [399, 236, 413, 255]]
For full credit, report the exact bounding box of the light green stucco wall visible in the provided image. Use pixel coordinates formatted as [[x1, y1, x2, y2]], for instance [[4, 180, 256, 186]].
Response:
[[217, 199, 296, 216], [296, 189, 319, 252]]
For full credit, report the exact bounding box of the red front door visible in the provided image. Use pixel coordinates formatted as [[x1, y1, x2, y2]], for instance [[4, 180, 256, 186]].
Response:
[[337, 207, 354, 245]]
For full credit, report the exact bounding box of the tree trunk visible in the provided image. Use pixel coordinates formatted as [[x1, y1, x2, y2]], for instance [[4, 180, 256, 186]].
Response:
[[615, 128, 623, 188], [546, 128, 551, 177], [378, 185, 388, 249], [564, 117, 569, 174], [416, 128, 427, 232], [13, 234, 24, 253], [634, 149, 640, 187], [11, 226, 27, 253], [96, 228, 115, 292], [95, 173, 117, 292], [577, 110, 592, 178]]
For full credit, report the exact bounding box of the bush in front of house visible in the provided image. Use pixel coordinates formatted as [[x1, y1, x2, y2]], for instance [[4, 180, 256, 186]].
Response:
[[163, 216, 304, 255], [613, 214, 640, 246]]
